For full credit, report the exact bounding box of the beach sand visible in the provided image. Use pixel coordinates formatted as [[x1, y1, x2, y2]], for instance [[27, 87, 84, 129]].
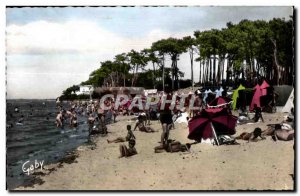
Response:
[[16, 112, 294, 191]]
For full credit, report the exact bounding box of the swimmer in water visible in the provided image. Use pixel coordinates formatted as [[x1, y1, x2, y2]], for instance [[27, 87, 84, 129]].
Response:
[[7, 123, 13, 129], [56, 111, 64, 128], [18, 115, 24, 124], [70, 111, 78, 128], [87, 113, 95, 133], [14, 107, 19, 113]]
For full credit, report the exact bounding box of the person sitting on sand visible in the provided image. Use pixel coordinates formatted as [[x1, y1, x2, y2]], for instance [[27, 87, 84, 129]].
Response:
[[235, 127, 266, 142], [272, 129, 294, 142], [167, 141, 191, 153], [138, 113, 147, 126], [119, 128, 137, 158], [262, 124, 282, 136], [107, 125, 134, 143], [133, 115, 157, 133], [154, 139, 193, 153], [264, 124, 295, 141], [155, 140, 191, 153], [284, 108, 294, 129]]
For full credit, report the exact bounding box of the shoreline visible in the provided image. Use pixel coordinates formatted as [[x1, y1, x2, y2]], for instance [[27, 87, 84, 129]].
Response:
[[12, 139, 93, 190], [12, 116, 133, 190], [14, 112, 294, 191]]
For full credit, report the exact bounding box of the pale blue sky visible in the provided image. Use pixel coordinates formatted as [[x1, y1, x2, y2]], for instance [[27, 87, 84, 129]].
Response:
[[7, 7, 293, 38], [6, 6, 293, 99]]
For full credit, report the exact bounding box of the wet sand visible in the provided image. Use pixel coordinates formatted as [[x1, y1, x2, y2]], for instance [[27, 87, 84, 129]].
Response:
[[16, 112, 294, 190]]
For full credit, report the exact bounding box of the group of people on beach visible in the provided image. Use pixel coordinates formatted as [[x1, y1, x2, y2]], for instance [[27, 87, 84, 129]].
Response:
[[235, 107, 295, 143], [52, 81, 294, 158]]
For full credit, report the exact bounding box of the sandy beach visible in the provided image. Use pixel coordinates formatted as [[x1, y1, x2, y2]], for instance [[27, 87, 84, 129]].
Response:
[[15, 111, 294, 191]]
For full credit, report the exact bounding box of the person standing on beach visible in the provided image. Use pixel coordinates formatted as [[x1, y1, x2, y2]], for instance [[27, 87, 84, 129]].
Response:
[[111, 101, 118, 123], [97, 108, 107, 134], [159, 88, 173, 148], [253, 104, 264, 123]]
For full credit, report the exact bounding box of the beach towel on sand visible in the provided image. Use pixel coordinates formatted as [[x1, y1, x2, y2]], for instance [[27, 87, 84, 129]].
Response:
[[175, 112, 189, 124]]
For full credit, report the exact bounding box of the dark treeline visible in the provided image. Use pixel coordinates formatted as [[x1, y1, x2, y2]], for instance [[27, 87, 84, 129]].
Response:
[[61, 17, 294, 99]]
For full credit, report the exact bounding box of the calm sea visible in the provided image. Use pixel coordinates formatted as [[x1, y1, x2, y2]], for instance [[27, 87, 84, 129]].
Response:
[[6, 99, 95, 190]]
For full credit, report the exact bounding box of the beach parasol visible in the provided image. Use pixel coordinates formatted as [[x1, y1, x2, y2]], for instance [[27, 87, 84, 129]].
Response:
[[208, 96, 232, 108], [188, 108, 237, 144]]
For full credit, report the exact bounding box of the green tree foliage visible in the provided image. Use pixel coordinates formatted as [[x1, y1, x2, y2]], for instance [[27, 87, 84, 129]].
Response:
[[127, 49, 149, 86], [60, 85, 79, 100], [62, 17, 293, 97], [194, 17, 293, 86], [182, 36, 197, 89], [115, 53, 130, 87], [151, 37, 187, 90]]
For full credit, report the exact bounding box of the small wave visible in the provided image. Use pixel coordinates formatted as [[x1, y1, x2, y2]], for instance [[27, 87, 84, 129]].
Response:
[[69, 134, 80, 138], [56, 140, 63, 144]]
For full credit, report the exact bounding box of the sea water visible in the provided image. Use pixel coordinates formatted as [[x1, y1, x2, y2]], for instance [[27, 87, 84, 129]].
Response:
[[6, 99, 93, 190]]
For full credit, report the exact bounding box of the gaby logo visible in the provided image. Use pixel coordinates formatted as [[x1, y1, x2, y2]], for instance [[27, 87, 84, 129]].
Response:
[[22, 160, 44, 175]]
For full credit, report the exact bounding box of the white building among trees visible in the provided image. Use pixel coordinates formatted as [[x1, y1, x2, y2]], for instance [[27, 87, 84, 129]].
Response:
[[75, 85, 94, 95]]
